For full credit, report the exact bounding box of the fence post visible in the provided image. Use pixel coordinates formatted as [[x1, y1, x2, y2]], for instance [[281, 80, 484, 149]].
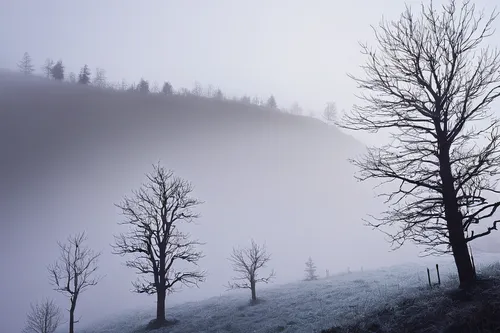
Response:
[[436, 264, 441, 286], [427, 268, 432, 289]]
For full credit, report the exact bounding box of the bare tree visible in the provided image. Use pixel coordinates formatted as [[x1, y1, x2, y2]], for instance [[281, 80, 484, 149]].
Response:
[[120, 79, 128, 91], [192, 81, 203, 96], [290, 102, 303, 115], [18, 52, 34, 75], [48, 232, 101, 333], [304, 257, 318, 281], [252, 96, 262, 106], [112, 163, 205, 328], [322, 102, 337, 124], [41, 58, 54, 79], [22, 299, 62, 333], [150, 81, 160, 93], [340, 0, 500, 289], [93, 68, 107, 88], [227, 239, 275, 302], [205, 84, 215, 98], [178, 87, 191, 96], [68, 72, 76, 83]]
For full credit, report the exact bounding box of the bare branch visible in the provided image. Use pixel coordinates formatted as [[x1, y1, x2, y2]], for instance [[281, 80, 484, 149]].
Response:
[[22, 299, 62, 333]]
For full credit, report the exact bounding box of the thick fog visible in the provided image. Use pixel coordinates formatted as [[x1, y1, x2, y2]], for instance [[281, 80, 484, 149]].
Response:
[[0, 74, 423, 332], [1, 1, 500, 332]]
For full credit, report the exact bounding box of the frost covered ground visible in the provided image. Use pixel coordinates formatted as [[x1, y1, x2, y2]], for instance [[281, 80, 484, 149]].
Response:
[[77, 253, 499, 333]]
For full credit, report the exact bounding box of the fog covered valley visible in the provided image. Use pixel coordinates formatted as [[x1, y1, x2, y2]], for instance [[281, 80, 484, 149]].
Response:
[[0, 72, 423, 332], [1, 71, 500, 333]]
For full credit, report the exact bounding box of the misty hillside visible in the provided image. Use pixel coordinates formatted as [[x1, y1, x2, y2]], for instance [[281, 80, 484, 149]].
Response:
[[78, 254, 500, 333], [0, 72, 419, 332]]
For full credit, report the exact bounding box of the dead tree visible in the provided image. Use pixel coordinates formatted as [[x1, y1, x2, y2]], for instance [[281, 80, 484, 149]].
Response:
[[112, 163, 205, 328], [48, 232, 101, 333], [304, 257, 318, 281], [322, 102, 337, 124], [18, 52, 34, 75], [22, 299, 62, 333], [41, 58, 54, 79], [227, 239, 275, 302], [92, 68, 107, 88], [341, 0, 500, 290]]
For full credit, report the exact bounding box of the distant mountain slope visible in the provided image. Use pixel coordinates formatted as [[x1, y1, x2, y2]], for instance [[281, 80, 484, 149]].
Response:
[[0, 73, 420, 333]]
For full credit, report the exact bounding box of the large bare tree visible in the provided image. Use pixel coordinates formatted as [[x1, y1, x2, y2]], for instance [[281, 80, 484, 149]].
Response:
[[48, 232, 101, 333], [22, 299, 62, 333], [227, 239, 275, 302], [112, 163, 205, 328], [341, 0, 500, 289]]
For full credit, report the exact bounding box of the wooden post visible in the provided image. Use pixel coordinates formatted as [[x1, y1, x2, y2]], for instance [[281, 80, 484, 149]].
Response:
[[427, 268, 432, 288], [436, 264, 441, 286]]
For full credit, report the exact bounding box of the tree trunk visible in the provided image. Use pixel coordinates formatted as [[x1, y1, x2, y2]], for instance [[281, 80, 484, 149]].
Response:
[[157, 242, 166, 325], [69, 302, 75, 333], [251, 280, 256, 301], [156, 288, 166, 324], [439, 144, 476, 290], [450, 228, 475, 290]]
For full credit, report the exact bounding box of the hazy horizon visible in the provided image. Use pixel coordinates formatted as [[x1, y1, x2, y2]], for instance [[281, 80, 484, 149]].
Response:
[[1, 0, 495, 146]]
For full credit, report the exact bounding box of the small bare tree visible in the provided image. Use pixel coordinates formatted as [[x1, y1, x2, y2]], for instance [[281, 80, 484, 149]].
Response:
[[227, 239, 275, 302], [290, 102, 303, 115], [23, 299, 62, 333], [41, 58, 54, 79], [304, 257, 318, 281], [192, 81, 203, 96], [48, 232, 101, 333], [68, 72, 76, 83], [93, 68, 107, 88], [18, 52, 34, 75], [150, 81, 160, 93], [112, 163, 205, 328], [322, 102, 337, 124]]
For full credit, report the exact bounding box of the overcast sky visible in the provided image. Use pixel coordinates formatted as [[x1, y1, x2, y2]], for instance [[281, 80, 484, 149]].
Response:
[[1, 0, 496, 123]]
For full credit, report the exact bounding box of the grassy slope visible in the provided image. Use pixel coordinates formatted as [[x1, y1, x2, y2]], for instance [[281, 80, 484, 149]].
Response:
[[77, 254, 500, 333]]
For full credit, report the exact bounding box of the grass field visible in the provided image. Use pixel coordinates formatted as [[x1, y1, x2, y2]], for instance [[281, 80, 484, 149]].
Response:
[[75, 252, 500, 333]]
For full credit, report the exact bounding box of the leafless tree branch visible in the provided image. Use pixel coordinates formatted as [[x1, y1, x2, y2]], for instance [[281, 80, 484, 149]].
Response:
[[22, 299, 62, 333]]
